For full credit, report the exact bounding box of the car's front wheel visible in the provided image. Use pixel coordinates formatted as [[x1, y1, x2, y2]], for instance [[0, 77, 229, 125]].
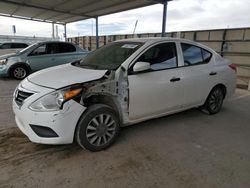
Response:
[[76, 104, 120, 152], [10, 65, 29, 80], [204, 87, 224, 114]]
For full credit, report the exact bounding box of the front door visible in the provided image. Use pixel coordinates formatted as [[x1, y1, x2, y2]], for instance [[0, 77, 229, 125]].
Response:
[[27, 43, 53, 71], [128, 42, 184, 121]]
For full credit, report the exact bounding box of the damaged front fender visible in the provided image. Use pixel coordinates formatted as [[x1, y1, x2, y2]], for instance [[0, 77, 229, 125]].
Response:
[[79, 69, 130, 126]]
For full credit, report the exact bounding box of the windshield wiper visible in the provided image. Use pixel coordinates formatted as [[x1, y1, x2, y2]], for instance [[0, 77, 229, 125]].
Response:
[[80, 64, 99, 69]]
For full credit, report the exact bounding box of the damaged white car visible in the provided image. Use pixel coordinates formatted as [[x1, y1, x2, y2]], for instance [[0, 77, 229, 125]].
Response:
[[13, 38, 236, 151]]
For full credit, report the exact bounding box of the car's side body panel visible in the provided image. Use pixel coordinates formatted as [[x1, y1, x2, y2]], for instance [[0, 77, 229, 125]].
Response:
[[180, 63, 217, 107], [213, 56, 237, 98], [128, 68, 184, 121], [126, 39, 236, 123]]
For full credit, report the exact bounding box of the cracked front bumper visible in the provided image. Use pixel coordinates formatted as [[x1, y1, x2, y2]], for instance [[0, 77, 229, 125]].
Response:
[[12, 79, 86, 145]]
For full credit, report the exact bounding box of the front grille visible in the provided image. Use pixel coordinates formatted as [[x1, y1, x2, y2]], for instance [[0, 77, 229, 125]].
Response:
[[15, 89, 34, 106]]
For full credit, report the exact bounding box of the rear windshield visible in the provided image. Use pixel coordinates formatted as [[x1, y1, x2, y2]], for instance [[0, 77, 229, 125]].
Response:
[[77, 42, 144, 70]]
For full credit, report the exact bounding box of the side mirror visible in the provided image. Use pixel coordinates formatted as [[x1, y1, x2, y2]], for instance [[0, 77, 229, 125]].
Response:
[[133, 61, 151, 72]]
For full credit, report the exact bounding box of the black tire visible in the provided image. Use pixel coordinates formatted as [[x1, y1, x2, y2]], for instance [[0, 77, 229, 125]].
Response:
[[10, 65, 29, 80], [76, 104, 120, 152], [204, 87, 224, 114]]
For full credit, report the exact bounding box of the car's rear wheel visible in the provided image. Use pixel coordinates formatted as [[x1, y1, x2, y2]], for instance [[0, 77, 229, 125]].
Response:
[[204, 87, 224, 114], [10, 65, 29, 80], [76, 104, 120, 152]]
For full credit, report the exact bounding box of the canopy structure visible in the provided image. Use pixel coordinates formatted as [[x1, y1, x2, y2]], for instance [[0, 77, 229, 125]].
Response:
[[0, 0, 172, 46]]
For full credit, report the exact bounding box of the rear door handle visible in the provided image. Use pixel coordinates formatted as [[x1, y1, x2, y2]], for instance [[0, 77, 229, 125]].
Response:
[[170, 77, 181, 82], [209, 72, 217, 76]]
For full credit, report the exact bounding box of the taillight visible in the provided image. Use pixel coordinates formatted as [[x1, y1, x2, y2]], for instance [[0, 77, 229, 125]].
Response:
[[229, 64, 237, 73]]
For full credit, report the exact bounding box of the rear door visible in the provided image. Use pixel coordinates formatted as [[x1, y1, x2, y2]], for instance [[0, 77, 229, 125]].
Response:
[[179, 43, 217, 107], [128, 42, 185, 121]]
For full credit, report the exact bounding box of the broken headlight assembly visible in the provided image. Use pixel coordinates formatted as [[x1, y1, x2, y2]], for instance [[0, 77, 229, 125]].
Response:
[[29, 86, 82, 112]]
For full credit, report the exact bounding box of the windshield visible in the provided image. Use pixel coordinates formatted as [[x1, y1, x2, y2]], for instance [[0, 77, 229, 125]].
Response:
[[78, 42, 144, 70], [18, 43, 40, 54]]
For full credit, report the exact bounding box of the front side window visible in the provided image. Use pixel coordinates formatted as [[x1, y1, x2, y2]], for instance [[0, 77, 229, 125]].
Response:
[[136, 42, 178, 71], [30, 44, 47, 56], [78, 42, 143, 70], [181, 43, 212, 66], [19, 43, 38, 54]]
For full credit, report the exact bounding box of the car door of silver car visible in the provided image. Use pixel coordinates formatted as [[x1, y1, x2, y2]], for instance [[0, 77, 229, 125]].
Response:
[[26, 43, 54, 71], [128, 42, 184, 121]]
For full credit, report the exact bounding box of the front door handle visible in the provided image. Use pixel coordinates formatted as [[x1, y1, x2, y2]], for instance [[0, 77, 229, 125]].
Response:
[[170, 77, 181, 82], [209, 72, 217, 76]]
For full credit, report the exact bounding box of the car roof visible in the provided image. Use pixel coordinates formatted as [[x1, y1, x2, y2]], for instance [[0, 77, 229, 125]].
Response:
[[115, 37, 215, 53], [1, 42, 28, 44], [38, 41, 75, 45], [115, 37, 193, 43]]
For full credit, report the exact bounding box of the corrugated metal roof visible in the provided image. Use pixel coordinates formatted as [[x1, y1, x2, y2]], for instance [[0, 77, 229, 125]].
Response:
[[0, 0, 160, 24]]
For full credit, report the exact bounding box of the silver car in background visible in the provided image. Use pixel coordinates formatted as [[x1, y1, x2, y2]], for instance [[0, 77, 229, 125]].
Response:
[[0, 42, 28, 56], [0, 41, 88, 79]]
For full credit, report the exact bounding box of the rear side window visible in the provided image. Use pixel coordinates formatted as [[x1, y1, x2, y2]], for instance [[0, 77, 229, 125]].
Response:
[[58, 43, 76, 53], [46, 43, 59, 54], [181, 43, 212, 66], [202, 48, 212, 63]]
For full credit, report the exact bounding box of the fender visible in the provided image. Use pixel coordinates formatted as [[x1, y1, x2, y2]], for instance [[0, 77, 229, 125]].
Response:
[[8, 62, 32, 75]]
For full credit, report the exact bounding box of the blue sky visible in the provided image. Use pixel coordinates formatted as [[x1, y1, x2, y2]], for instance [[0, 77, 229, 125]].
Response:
[[0, 0, 249, 39]]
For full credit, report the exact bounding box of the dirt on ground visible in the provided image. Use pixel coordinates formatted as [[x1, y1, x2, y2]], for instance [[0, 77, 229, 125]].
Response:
[[0, 79, 250, 188]]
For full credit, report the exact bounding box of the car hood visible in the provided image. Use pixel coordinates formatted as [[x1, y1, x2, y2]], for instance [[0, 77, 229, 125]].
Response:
[[27, 64, 107, 89], [0, 53, 17, 59]]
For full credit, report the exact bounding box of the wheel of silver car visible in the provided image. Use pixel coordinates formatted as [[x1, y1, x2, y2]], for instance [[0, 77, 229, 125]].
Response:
[[11, 66, 28, 80], [205, 87, 224, 114], [76, 104, 120, 152]]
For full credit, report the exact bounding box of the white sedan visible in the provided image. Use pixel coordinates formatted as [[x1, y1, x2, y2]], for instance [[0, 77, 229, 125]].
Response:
[[13, 38, 236, 151]]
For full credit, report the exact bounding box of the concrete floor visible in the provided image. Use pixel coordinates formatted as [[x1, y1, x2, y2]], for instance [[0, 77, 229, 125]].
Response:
[[0, 79, 250, 188]]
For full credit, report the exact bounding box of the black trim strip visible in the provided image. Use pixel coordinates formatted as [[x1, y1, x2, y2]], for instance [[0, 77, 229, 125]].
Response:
[[30, 124, 59, 138]]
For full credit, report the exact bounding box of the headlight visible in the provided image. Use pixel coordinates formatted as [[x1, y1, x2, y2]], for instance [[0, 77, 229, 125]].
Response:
[[0, 59, 7, 65], [29, 86, 82, 112]]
